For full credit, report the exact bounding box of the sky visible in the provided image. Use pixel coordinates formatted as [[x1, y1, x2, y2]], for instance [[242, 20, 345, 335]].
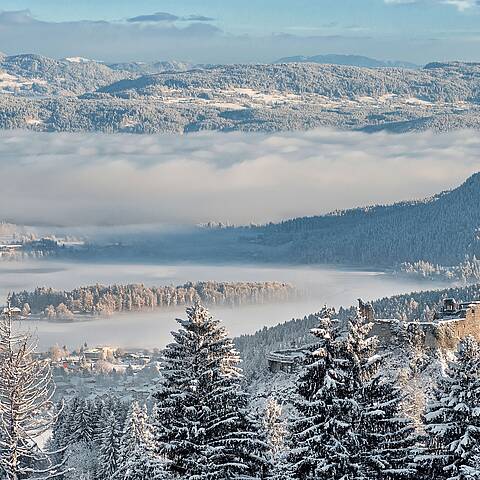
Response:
[[1, 129, 478, 227], [1, 0, 480, 63]]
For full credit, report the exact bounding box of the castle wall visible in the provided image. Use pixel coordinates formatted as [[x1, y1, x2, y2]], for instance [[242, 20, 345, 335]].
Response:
[[371, 304, 480, 351], [267, 304, 480, 373], [435, 304, 480, 350], [370, 321, 396, 344]]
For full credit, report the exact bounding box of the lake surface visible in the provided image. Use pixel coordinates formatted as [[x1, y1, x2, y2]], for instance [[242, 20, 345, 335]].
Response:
[[0, 260, 447, 350]]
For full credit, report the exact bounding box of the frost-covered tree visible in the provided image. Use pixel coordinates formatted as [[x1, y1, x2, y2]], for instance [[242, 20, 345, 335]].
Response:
[[71, 398, 94, 444], [346, 315, 417, 480], [262, 397, 292, 480], [63, 442, 97, 480], [96, 410, 121, 480], [418, 336, 480, 480], [153, 303, 267, 479], [0, 306, 61, 480], [288, 309, 354, 479], [116, 401, 156, 480], [289, 308, 417, 479], [263, 397, 287, 459]]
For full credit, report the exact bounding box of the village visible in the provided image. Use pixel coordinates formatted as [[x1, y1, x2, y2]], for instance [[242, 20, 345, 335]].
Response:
[[35, 344, 162, 403]]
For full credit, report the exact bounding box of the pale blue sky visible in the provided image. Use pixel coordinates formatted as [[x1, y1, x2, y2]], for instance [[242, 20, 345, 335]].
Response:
[[1, 0, 480, 63]]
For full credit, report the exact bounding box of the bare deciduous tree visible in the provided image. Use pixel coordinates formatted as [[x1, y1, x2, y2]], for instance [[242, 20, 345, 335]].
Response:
[[0, 305, 63, 480]]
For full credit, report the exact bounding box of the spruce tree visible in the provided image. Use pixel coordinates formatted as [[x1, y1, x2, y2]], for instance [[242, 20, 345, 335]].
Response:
[[96, 410, 121, 480], [289, 308, 417, 479], [117, 401, 156, 480], [71, 398, 94, 444], [153, 303, 267, 479], [289, 309, 354, 479], [419, 336, 480, 480], [346, 315, 417, 480]]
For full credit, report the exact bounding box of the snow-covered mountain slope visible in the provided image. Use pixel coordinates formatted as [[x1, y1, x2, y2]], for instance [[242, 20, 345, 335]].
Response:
[[95, 62, 480, 103], [237, 172, 480, 267], [106, 60, 194, 75], [0, 54, 134, 96], [274, 53, 418, 69], [0, 57, 480, 133]]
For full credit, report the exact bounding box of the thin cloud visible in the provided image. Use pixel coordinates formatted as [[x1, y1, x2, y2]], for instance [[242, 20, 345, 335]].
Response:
[[126, 12, 215, 24], [0, 129, 478, 227], [384, 0, 479, 9], [127, 12, 179, 23], [0, 9, 464, 64]]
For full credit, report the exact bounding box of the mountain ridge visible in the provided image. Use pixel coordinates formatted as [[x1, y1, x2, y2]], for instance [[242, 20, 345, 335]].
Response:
[[274, 53, 418, 69], [1, 54, 480, 133], [72, 173, 480, 270], [244, 172, 480, 266]]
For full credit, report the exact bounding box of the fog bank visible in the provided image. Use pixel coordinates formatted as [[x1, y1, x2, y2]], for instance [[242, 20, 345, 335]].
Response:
[[1, 129, 478, 226]]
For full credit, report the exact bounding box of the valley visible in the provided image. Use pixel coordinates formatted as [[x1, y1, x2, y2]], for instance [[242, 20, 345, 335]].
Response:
[[1, 2, 480, 475]]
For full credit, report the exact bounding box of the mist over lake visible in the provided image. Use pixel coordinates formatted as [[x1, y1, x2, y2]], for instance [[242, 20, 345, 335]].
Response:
[[0, 260, 447, 350]]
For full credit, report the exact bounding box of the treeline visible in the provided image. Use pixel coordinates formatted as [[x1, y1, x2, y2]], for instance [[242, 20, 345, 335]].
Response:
[[9, 281, 296, 318], [45, 305, 480, 479], [400, 255, 480, 282], [50, 394, 192, 479], [368, 282, 480, 321]]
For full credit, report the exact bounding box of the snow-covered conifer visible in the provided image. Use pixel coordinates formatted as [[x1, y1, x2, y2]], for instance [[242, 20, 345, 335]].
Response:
[[116, 401, 156, 480], [96, 410, 121, 480], [345, 315, 417, 480], [289, 308, 417, 479], [153, 303, 267, 479], [288, 308, 354, 479], [418, 336, 480, 480], [71, 398, 94, 444]]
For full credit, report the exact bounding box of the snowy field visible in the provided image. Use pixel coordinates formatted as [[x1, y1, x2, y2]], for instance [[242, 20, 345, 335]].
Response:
[[0, 259, 445, 350]]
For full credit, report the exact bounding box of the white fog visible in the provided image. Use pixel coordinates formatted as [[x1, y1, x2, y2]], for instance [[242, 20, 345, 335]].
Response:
[[0, 260, 446, 350]]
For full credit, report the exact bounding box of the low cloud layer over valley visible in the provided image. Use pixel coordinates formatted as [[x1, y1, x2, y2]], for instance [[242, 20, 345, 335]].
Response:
[[2, 128, 479, 227]]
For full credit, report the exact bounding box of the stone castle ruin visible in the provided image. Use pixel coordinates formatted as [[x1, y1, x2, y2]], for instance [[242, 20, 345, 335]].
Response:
[[267, 297, 480, 373], [371, 297, 480, 350]]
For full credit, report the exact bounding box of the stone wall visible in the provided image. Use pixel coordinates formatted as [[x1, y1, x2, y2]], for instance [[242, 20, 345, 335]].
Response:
[[371, 304, 480, 351], [434, 304, 480, 350]]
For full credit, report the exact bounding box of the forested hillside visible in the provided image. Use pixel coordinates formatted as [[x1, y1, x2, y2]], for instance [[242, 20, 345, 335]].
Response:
[[246, 172, 480, 267], [2, 57, 480, 133]]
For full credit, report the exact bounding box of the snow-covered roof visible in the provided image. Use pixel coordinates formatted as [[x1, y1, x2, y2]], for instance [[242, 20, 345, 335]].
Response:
[[2, 306, 21, 313]]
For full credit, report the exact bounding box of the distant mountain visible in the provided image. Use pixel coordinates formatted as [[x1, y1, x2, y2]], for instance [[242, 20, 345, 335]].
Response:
[[1, 56, 480, 133], [95, 62, 479, 102], [107, 60, 194, 75], [0, 53, 133, 96], [274, 54, 418, 69]]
